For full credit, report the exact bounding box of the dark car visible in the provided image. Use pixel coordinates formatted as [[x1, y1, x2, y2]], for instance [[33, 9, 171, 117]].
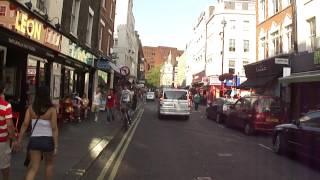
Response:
[[225, 95, 282, 135], [272, 111, 320, 163], [206, 98, 236, 123]]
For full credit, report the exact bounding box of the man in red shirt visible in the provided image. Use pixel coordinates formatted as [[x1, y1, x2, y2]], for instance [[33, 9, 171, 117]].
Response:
[[106, 89, 115, 122], [0, 82, 16, 180]]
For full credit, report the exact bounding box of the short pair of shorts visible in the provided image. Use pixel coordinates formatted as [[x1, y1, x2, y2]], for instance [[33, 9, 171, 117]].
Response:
[[92, 104, 100, 113], [28, 136, 54, 152], [0, 142, 11, 169]]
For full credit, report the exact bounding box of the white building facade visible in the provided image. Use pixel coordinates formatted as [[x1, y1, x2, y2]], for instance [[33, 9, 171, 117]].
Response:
[[205, 0, 256, 83], [113, 0, 139, 78], [296, 0, 320, 52], [160, 52, 174, 87]]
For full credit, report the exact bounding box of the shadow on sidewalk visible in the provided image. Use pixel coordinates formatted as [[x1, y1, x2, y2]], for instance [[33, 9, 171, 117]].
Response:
[[10, 110, 124, 180]]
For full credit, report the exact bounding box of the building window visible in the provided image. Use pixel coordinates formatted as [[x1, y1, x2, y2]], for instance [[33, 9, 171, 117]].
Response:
[[225, 1, 235, 9], [0, 6, 6, 16], [271, 31, 281, 56], [230, 20, 236, 30], [229, 39, 236, 52], [101, 0, 106, 8], [114, 38, 118, 46], [243, 20, 249, 31], [70, 0, 81, 36], [284, 25, 292, 53], [99, 21, 105, 51], [259, 0, 266, 22], [244, 40, 249, 52], [242, 2, 248, 10], [308, 17, 316, 50], [110, 1, 113, 20], [282, 0, 292, 9], [229, 59, 235, 74], [259, 37, 266, 59], [273, 0, 280, 14], [36, 0, 46, 13], [86, 7, 94, 46]]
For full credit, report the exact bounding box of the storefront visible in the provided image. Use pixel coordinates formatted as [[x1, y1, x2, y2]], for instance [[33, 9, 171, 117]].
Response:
[[0, 1, 97, 127], [279, 51, 320, 119], [240, 54, 291, 97]]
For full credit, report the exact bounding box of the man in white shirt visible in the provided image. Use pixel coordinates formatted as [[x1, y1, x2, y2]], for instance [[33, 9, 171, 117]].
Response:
[[92, 87, 102, 122]]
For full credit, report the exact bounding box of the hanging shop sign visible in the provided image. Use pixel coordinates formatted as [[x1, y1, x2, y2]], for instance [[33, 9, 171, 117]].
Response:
[[0, 1, 62, 52]]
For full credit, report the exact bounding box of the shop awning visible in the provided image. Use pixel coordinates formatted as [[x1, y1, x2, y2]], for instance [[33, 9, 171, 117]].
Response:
[[108, 62, 120, 74], [279, 70, 320, 84], [239, 76, 277, 89]]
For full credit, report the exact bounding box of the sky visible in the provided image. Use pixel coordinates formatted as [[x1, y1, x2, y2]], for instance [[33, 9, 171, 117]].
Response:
[[133, 0, 216, 50]]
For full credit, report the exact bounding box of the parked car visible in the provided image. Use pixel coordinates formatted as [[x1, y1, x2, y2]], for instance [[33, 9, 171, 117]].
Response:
[[146, 92, 155, 101], [225, 95, 282, 135], [272, 111, 320, 163], [206, 98, 236, 123], [158, 88, 191, 120]]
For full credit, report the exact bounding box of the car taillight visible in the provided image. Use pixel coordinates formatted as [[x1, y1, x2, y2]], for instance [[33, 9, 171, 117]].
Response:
[[255, 113, 266, 121]]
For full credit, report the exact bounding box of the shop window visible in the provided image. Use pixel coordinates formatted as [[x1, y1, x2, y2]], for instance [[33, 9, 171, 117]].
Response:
[[0, 6, 6, 16], [99, 22, 104, 51], [225, 1, 235, 9], [259, 0, 266, 22]]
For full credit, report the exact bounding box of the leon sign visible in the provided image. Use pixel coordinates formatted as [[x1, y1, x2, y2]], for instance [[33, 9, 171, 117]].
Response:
[[0, 1, 62, 51]]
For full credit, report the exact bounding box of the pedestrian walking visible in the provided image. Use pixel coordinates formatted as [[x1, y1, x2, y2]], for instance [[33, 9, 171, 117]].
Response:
[[194, 92, 201, 111], [81, 93, 89, 119], [106, 89, 115, 122], [0, 82, 16, 180], [17, 86, 58, 180], [92, 87, 102, 122]]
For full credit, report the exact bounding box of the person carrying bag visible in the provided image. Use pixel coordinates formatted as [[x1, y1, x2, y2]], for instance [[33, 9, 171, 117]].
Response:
[[17, 86, 58, 180]]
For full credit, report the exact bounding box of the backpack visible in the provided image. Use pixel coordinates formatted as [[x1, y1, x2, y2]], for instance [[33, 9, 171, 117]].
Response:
[[121, 90, 131, 103]]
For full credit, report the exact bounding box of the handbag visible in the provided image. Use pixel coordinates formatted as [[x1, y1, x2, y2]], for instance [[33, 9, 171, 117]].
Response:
[[23, 117, 39, 167]]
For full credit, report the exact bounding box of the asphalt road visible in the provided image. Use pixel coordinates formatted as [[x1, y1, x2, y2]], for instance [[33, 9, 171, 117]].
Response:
[[84, 101, 320, 180]]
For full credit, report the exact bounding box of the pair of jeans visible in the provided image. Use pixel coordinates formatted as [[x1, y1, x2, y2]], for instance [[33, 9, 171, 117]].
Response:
[[106, 108, 113, 122], [194, 103, 199, 111]]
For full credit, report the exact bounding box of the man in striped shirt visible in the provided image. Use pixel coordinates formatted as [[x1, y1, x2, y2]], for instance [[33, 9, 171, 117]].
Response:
[[0, 82, 15, 180]]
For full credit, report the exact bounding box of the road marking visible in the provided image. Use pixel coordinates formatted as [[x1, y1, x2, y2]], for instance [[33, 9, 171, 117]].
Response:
[[108, 109, 144, 180], [258, 144, 273, 151], [195, 177, 213, 180], [97, 109, 144, 180], [217, 153, 233, 157]]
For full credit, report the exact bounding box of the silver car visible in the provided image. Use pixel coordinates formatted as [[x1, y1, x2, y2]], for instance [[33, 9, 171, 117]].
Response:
[[158, 88, 191, 120]]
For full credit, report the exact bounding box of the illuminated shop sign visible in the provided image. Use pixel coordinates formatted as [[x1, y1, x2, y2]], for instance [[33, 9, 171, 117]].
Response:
[[0, 1, 62, 51]]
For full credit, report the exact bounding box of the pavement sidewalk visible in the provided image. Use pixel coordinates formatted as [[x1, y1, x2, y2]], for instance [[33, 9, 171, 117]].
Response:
[[10, 102, 143, 180]]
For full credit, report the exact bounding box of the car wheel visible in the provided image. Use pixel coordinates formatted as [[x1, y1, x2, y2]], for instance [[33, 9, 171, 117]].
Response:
[[273, 133, 287, 155], [244, 123, 254, 135], [216, 113, 221, 124], [225, 116, 231, 128], [206, 111, 210, 119]]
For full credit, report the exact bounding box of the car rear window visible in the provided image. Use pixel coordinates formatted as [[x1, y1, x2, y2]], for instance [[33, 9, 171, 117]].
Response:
[[255, 97, 280, 113], [147, 92, 155, 95], [164, 91, 188, 100]]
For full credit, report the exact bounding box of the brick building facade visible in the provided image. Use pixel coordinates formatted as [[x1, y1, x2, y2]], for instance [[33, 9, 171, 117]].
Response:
[[143, 46, 183, 72]]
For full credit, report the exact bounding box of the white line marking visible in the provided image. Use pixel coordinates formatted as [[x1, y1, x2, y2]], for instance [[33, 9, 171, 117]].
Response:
[[258, 144, 273, 151], [108, 109, 144, 180], [217, 153, 233, 157], [97, 109, 143, 180]]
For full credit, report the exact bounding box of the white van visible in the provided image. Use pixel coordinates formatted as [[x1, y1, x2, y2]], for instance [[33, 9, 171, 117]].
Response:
[[158, 88, 191, 120]]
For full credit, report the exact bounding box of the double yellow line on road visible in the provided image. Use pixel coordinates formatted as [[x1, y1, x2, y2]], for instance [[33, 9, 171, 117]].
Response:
[[97, 108, 144, 180]]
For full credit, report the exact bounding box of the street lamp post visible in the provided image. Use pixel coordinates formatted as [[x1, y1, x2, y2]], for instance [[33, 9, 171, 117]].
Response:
[[221, 18, 227, 97]]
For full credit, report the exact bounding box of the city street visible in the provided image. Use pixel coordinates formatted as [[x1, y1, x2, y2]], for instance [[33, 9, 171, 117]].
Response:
[[84, 101, 320, 180]]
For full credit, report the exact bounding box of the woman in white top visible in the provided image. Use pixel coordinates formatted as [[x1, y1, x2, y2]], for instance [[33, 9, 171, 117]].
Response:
[[17, 86, 58, 180], [92, 87, 102, 122]]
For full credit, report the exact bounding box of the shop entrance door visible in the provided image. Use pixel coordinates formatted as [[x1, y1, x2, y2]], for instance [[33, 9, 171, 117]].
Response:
[[26, 55, 50, 105], [0, 46, 7, 81]]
